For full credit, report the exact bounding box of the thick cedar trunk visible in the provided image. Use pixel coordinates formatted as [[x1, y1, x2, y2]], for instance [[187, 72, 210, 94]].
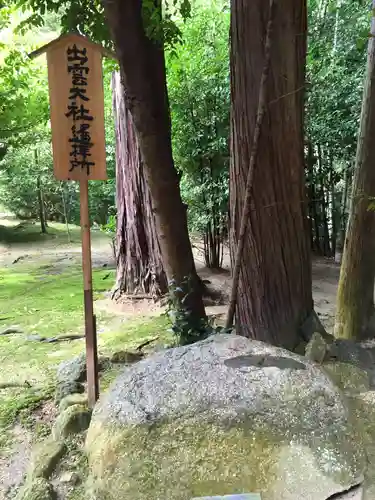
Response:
[[230, 0, 313, 348], [334, 5, 375, 339], [102, 0, 206, 322], [112, 72, 168, 298]]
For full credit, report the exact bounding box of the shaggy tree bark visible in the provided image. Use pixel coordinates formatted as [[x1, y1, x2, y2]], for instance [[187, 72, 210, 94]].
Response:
[[334, 4, 375, 340], [102, 0, 206, 323], [230, 0, 314, 348], [112, 72, 167, 298]]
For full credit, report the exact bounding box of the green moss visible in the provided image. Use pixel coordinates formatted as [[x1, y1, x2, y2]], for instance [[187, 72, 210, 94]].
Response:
[[86, 420, 280, 500], [52, 405, 92, 440], [57, 435, 89, 500], [347, 393, 375, 465], [0, 220, 108, 247], [0, 220, 170, 457], [29, 438, 66, 479], [59, 393, 88, 413], [0, 266, 113, 338], [0, 385, 54, 429], [16, 477, 55, 500]]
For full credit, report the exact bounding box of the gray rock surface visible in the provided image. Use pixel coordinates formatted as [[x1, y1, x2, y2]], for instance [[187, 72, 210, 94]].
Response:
[[57, 354, 110, 385], [86, 334, 365, 500], [54, 381, 84, 405], [56, 354, 86, 384]]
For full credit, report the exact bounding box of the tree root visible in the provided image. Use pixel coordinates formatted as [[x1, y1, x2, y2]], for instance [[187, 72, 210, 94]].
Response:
[[26, 334, 85, 343], [0, 327, 23, 336], [0, 381, 31, 389], [136, 336, 159, 352]]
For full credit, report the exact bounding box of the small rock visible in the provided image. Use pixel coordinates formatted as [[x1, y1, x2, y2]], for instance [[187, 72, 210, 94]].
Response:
[[305, 331, 328, 364], [59, 471, 80, 485], [29, 438, 66, 479], [26, 335, 45, 342], [57, 354, 111, 384], [110, 350, 143, 364], [54, 381, 84, 405], [52, 404, 92, 440], [59, 393, 88, 413], [57, 354, 86, 384], [16, 477, 55, 500]]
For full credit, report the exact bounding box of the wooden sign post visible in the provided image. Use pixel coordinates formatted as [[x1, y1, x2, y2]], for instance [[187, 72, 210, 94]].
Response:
[[29, 33, 114, 408]]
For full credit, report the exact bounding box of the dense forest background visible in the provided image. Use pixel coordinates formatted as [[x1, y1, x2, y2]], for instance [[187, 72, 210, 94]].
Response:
[[0, 0, 368, 262]]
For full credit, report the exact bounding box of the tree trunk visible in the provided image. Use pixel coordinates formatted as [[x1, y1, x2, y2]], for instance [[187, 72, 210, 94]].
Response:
[[112, 71, 168, 298], [230, 0, 314, 348], [334, 4, 375, 339], [35, 150, 47, 234], [102, 0, 206, 325]]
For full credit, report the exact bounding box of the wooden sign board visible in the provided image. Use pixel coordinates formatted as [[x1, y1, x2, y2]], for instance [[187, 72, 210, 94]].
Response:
[[45, 34, 107, 181]]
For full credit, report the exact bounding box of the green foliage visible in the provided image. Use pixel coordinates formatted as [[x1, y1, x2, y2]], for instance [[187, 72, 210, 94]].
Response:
[[307, 0, 369, 161], [0, 22, 116, 225], [8, 0, 193, 48], [165, 273, 232, 346], [167, 5, 229, 266], [306, 0, 370, 256], [165, 277, 209, 345], [101, 214, 116, 233], [0, 50, 49, 144]]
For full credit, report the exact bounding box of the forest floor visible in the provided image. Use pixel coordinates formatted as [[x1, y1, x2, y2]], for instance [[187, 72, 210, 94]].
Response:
[[0, 215, 340, 499]]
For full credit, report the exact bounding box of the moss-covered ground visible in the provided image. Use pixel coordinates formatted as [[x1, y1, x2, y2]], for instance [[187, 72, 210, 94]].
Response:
[[0, 218, 170, 463]]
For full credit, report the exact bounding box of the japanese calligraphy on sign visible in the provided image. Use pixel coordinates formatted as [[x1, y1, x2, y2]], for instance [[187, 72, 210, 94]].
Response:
[[45, 34, 107, 180]]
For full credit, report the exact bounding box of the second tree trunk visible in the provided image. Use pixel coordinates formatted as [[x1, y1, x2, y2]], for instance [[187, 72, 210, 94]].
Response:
[[334, 4, 375, 340]]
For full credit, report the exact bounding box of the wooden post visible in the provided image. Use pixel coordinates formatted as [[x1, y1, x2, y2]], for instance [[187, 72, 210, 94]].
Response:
[[80, 179, 99, 407]]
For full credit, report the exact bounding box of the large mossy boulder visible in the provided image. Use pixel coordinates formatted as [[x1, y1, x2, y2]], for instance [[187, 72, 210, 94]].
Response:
[[86, 334, 365, 500]]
